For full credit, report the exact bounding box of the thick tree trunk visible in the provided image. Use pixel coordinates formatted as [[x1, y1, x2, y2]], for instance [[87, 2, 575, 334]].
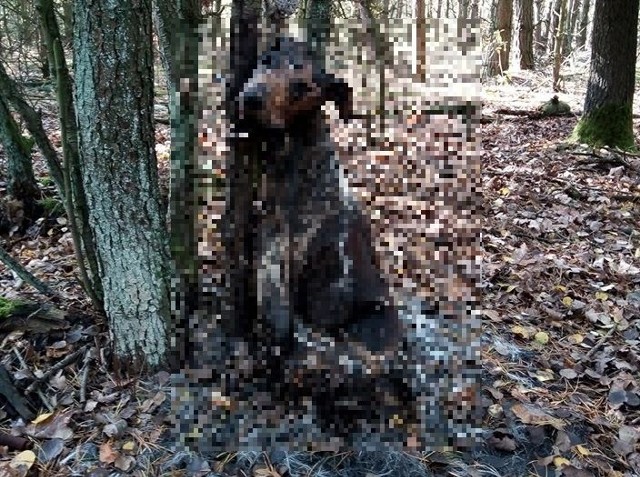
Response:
[[74, 0, 171, 371], [519, 0, 534, 69], [572, 0, 639, 148]]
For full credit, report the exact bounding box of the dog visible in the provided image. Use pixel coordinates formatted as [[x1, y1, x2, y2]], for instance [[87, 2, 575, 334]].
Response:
[[223, 36, 415, 442]]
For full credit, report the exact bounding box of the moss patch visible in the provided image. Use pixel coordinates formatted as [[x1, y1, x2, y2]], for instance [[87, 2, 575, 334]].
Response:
[[570, 103, 635, 150], [0, 297, 20, 319]]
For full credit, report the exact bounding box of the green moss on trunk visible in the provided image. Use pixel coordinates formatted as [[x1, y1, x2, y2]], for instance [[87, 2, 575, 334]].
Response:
[[570, 103, 635, 150]]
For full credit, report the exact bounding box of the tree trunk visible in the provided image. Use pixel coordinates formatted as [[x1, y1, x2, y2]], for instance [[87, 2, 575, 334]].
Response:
[[304, 0, 331, 59], [222, 0, 261, 342], [0, 62, 64, 198], [576, 0, 590, 48], [487, 0, 513, 75], [152, 0, 201, 370], [533, 0, 545, 55], [458, 0, 470, 16], [0, 97, 40, 208], [416, 0, 426, 81], [470, 0, 479, 17], [561, 0, 574, 55], [546, 0, 560, 54], [552, 0, 567, 91], [74, 0, 171, 371], [519, 0, 534, 69], [572, 0, 639, 148], [37, 0, 102, 310]]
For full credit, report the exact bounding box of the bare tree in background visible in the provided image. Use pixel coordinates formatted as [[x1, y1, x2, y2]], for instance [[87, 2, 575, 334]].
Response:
[[551, 0, 567, 90], [519, 0, 534, 69], [487, 0, 513, 75], [576, 0, 590, 48]]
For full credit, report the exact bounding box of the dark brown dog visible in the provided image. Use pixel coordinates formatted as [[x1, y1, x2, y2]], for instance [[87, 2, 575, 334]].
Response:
[[234, 36, 397, 350], [225, 37, 414, 441]]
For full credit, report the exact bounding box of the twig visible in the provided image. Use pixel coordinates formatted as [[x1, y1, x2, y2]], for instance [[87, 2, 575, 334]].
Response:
[[26, 345, 89, 393], [0, 244, 58, 299], [79, 347, 92, 402], [580, 324, 618, 363], [36, 389, 54, 412]]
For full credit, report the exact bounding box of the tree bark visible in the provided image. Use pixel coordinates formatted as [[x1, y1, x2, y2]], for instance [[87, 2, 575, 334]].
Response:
[[152, 0, 201, 370], [519, 0, 534, 69], [0, 97, 40, 208], [222, 0, 261, 342], [546, 0, 560, 54], [572, 0, 639, 148], [0, 62, 64, 198], [552, 0, 567, 91], [487, 0, 513, 75], [533, 0, 545, 54], [37, 0, 102, 310], [74, 0, 171, 371], [576, 0, 590, 48]]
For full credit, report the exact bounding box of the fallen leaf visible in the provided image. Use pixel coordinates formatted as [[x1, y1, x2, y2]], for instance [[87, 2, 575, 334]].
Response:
[[534, 331, 549, 345], [511, 403, 564, 429], [560, 369, 577, 379], [99, 442, 118, 464], [553, 456, 570, 468]]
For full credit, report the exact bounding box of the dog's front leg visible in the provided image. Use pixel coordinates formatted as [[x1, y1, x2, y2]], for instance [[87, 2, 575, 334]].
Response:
[[256, 226, 293, 349]]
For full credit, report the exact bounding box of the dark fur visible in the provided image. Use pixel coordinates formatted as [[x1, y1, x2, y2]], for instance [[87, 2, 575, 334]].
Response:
[[227, 37, 410, 438]]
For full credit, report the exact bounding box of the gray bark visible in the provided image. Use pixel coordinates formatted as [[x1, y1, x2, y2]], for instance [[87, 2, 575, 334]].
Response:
[[74, 0, 171, 370]]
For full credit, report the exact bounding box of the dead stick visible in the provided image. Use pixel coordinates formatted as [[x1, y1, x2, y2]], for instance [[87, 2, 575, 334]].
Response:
[[26, 345, 88, 393], [0, 245, 58, 299], [581, 325, 617, 363], [79, 347, 92, 402]]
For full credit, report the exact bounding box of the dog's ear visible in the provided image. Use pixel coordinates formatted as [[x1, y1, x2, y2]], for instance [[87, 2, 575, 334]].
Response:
[[316, 72, 353, 122]]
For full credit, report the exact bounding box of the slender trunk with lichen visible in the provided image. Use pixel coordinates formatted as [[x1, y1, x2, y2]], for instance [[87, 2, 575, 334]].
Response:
[[37, 0, 102, 310]]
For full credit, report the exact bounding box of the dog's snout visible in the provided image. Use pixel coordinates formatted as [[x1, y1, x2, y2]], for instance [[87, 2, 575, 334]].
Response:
[[237, 84, 267, 122], [241, 91, 264, 112]]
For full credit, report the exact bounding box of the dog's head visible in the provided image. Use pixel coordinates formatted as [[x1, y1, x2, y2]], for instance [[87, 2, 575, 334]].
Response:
[[236, 37, 353, 130]]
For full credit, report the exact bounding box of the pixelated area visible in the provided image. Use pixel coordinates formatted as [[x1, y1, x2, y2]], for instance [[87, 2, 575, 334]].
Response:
[[171, 19, 481, 452]]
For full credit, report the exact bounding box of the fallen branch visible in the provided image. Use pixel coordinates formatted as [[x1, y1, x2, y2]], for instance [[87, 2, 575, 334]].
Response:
[[0, 244, 58, 299], [26, 345, 89, 393]]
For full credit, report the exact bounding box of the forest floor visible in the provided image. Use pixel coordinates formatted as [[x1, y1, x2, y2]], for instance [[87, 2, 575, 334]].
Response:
[[0, 55, 639, 476]]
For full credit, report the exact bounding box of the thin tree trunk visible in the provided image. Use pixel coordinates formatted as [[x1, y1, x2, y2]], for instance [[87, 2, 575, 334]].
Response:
[[576, 0, 590, 48], [152, 0, 201, 370], [552, 0, 567, 91], [519, 0, 534, 69], [562, 0, 574, 55], [546, 0, 560, 54], [0, 97, 40, 208], [0, 62, 64, 198], [534, 0, 545, 55], [37, 0, 102, 310]]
